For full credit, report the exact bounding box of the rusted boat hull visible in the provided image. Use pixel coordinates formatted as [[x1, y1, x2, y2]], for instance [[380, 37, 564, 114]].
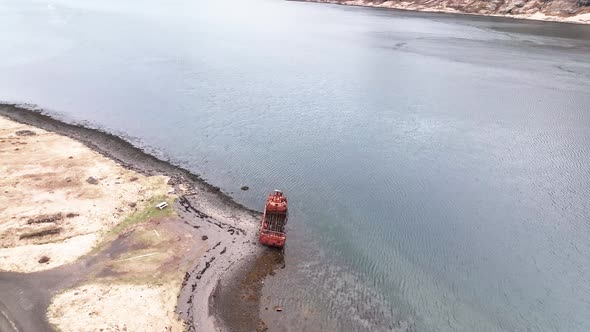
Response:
[[259, 190, 288, 248], [259, 231, 286, 248]]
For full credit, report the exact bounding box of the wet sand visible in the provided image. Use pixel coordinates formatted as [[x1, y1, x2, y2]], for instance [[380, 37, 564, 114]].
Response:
[[210, 248, 285, 332], [0, 104, 278, 331]]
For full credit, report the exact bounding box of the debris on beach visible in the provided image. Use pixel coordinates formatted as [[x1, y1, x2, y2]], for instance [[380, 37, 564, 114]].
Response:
[[20, 227, 62, 240], [86, 176, 98, 185], [274, 306, 283, 312], [156, 201, 168, 209], [15, 130, 36, 136], [38, 256, 50, 264], [241, 186, 249, 191], [27, 213, 63, 224]]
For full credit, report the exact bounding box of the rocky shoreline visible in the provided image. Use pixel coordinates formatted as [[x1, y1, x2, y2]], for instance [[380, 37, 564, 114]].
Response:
[[0, 104, 277, 331], [298, 0, 590, 24]]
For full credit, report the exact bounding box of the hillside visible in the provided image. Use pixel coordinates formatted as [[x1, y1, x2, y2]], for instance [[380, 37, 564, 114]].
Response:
[[305, 0, 590, 23]]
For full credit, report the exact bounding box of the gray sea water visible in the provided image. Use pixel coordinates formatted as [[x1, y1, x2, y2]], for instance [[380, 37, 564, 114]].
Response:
[[2, 0, 590, 331]]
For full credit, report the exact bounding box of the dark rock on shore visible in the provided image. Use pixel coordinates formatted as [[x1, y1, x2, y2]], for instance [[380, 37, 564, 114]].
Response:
[[15, 130, 36, 136], [38, 256, 50, 264]]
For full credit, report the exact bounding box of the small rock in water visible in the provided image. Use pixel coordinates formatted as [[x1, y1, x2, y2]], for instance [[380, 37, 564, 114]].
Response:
[[202, 235, 208, 241], [86, 177, 98, 185], [241, 186, 249, 191]]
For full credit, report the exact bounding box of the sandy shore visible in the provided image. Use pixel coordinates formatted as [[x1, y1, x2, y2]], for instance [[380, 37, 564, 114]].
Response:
[[299, 0, 590, 24], [0, 104, 273, 331]]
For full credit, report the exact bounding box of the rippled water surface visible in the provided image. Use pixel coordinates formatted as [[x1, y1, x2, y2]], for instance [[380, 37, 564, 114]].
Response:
[[2, 0, 590, 330]]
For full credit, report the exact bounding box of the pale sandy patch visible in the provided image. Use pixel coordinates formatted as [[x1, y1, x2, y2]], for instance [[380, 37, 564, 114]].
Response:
[[0, 234, 97, 272], [512, 12, 590, 24], [47, 283, 184, 332], [0, 116, 171, 272], [566, 12, 590, 23]]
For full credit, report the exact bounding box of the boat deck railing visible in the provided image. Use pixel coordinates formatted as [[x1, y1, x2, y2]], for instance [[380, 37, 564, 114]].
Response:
[[264, 212, 286, 234]]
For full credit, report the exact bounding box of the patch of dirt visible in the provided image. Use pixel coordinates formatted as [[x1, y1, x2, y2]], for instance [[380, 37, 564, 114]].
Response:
[[27, 213, 63, 224], [19, 227, 62, 240], [105, 230, 148, 261], [15, 130, 36, 136], [48, 284, 184, 332], [47, 217, 205, 332], [0, 116, 171, 272]]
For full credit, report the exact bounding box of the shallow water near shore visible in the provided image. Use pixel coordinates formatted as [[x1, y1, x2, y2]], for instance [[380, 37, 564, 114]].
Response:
[[2, 0, 590, 331]]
